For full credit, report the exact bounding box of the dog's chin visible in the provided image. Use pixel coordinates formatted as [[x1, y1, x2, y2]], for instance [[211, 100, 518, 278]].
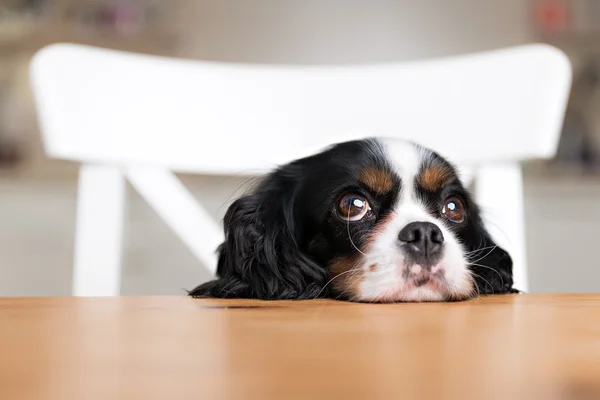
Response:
[[341, 272, 475, 303], [345, 288, 474, 303]]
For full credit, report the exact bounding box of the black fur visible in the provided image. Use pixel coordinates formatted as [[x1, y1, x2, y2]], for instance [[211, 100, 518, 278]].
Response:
[[192, 179, 327, 299]]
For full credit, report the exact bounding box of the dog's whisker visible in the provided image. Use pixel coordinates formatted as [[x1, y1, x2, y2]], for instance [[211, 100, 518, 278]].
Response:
[[463, 245, 498, 256], [346, 212, 368, 256], [334, 258, 373, 300], [467, 246, 498, 264], [316, 259, 365, 299], [468, 262, 505, 288], [468, 270, 491, 295]]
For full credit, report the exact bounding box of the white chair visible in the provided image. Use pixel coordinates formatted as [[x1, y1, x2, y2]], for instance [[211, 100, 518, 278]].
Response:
[[30, 43, 571, 296]]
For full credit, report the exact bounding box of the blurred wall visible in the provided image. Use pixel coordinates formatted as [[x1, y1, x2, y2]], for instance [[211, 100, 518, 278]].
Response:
[[174, 0, 532, 63]]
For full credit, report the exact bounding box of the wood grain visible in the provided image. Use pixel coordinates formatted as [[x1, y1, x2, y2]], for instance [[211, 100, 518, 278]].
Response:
[[0, 295, 599, 399]]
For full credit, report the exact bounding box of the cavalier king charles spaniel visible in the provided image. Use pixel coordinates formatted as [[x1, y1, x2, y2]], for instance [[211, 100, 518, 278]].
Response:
[[189, 138, 516, 302]]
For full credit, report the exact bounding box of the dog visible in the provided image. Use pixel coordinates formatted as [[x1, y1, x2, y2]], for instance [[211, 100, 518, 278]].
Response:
[[189, 137, 516, 302]]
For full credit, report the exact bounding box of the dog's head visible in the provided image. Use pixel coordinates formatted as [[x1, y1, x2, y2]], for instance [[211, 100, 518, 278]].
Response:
[[190, 138, 514, 302]]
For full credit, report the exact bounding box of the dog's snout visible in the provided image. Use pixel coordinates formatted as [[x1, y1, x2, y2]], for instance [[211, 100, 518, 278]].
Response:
[[398, 222, 444, 264]]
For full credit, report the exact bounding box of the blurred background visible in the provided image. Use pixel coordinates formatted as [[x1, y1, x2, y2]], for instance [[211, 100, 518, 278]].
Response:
[[0, 0, 597, 295]]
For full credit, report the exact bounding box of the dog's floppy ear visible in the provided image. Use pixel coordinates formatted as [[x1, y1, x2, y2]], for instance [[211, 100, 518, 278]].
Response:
[[457, 190, 518, 295], [188, 170, 327, 299], [467, 230, 517, 295]]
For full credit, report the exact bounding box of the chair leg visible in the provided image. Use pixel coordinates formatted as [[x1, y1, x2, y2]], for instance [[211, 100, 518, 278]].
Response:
[[126, 168, 223, 276], [73, 165, 125, 296], [475, 163, 528, 292]]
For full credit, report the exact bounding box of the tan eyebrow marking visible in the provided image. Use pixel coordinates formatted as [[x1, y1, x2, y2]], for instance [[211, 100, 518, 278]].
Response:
[[359, 167, 394, 194], [418, 164, 455, 192]]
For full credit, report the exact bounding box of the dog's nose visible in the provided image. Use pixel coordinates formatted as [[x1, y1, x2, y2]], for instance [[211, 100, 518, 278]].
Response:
[[398, 222, 444, 264]]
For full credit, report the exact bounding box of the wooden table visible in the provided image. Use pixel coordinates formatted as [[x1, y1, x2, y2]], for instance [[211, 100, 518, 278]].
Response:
[[0, 295, 599, 399]]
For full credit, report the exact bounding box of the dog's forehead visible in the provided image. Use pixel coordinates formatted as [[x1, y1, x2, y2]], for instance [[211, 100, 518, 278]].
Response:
[[378, 138, 422, 184], [365, 138, 459, 195], [314, 138, 459, 197], [386, 139, 458, 190]]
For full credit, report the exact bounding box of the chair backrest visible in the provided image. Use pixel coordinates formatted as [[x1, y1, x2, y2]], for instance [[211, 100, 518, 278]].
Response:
[[29, 43, 571, 296], [31, 43, 571, 174]]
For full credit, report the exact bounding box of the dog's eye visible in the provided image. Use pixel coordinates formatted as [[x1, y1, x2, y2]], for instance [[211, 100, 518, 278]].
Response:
[[442, 196, 465, 223], [337, 194, 370, 221]]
